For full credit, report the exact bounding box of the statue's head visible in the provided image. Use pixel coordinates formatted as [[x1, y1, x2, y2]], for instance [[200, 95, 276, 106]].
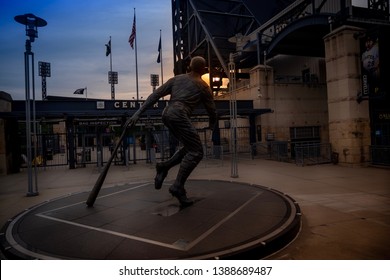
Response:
[[190, 56, 207, 75]]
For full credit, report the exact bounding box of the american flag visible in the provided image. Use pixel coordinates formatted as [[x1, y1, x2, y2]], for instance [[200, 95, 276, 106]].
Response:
[[128, 13, 136, 49]]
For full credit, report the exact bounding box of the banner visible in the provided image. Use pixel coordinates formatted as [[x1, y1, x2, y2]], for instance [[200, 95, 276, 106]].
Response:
[[360, 33, 380, 97]]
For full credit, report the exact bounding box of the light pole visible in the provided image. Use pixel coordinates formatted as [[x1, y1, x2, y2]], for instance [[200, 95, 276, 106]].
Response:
[[14, 13, 47, 197], [229, 52, 240, 178]]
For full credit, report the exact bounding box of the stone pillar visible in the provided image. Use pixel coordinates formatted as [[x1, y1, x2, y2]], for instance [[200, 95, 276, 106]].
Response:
[[250, 65, 275, 141], [324, 26, 371, 165], [0, 91, 17, 175]]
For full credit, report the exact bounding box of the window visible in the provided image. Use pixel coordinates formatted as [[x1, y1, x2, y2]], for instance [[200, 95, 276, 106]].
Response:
[[290, 126, 320, 140]]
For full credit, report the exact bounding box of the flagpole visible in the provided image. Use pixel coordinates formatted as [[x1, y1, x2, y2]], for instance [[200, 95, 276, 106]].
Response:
[[109, 36, 112, 78], [134, 8, 139, 100], [160, 29, 164, 85]]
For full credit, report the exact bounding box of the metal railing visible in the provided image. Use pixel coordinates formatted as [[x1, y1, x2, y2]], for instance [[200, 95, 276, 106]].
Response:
[[251, 141, 289, 161], [203, 145, 224, 167], [294, 142, 332, 166]]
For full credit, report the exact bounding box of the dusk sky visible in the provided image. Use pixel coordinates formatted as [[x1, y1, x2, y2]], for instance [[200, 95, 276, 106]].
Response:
[[0, 0, 174, 101], [0, 0, 368, 101]]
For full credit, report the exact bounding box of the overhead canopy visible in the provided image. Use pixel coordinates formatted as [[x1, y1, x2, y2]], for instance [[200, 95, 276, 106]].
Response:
[[172, 0, 390, 85], [2, 98, 272, 120]]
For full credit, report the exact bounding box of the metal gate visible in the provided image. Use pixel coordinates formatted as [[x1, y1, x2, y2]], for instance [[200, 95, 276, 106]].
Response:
[[20, 126, 251, 169], [20, 133, 68, 168], [219, 127, 251, 154]]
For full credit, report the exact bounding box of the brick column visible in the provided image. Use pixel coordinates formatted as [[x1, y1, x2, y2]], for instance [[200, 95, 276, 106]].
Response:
[[324, 26, 371, 165]]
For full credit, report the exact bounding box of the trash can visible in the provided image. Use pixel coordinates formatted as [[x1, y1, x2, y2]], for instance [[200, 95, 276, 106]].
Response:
[[46, 149, 53, 160]]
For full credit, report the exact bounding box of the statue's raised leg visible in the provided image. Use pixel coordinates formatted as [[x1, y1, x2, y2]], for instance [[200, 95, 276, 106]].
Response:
[[154, 147, 186, 189]]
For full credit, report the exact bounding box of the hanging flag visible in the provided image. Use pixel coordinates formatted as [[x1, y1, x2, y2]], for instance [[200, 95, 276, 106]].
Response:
[[73, 88, 85, 95], [128, 12, 136, 49], [105, 39, 111, 56], [157, 34, 161, 63]]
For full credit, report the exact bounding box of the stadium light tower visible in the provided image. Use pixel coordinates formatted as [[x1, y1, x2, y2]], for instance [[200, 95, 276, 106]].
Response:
[[14, 13, 47, 197]]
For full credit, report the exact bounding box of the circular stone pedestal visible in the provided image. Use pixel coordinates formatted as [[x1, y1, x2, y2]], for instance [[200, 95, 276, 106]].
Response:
[[1, 180, 301, 259]]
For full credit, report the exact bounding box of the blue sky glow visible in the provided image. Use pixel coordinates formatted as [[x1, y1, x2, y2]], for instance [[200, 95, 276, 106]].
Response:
[[0, 0, 174, 100]]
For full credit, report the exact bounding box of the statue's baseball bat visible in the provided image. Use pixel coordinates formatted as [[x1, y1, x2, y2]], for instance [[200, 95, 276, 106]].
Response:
[[86, 118, 133, 207]]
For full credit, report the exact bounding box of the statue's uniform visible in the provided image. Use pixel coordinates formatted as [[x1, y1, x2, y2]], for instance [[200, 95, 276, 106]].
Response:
[[137, 73, 217, 191]]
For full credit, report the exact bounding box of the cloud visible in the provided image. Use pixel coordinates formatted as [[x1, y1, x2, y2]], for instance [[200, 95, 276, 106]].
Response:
[[0, 0, 174, 100]]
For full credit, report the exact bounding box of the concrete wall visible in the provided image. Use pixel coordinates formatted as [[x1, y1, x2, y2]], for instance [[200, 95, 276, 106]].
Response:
[[216, 65, 329, 144]]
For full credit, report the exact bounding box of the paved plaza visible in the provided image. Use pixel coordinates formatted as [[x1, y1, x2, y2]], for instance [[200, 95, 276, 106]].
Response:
[[1, 158, 389, 259]]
